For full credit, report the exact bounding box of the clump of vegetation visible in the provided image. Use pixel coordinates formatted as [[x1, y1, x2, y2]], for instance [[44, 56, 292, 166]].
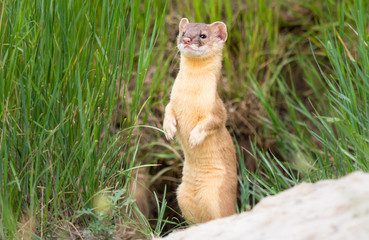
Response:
[[1, 0, 368, 239]]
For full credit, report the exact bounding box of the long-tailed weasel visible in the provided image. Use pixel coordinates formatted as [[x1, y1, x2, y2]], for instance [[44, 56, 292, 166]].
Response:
[[163, 18, 237, 223]]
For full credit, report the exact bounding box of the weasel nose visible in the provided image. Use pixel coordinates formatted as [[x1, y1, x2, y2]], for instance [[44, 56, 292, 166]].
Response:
[[183, 37, 191, 44]]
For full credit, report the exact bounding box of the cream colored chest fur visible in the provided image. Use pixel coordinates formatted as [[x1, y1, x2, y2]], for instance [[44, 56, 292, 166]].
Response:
[[171, 72, 217, 138]]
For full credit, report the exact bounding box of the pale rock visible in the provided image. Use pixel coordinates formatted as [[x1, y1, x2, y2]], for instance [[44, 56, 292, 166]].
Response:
[[160, 171, 369, 240]]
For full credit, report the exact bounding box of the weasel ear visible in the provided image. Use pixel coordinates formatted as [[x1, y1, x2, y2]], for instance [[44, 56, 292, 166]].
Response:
[[210, 21, 227, 42], [179, 18, 189, 32]]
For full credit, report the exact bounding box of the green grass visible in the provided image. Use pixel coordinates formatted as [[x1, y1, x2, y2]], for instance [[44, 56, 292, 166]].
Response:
[[0, 0, 165, 238], [1, 0, 369, 239], [237, 0, 369, 207]]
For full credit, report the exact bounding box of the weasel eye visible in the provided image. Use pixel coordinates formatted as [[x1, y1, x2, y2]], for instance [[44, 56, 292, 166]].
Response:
[[182, 32, 185, 37], [200, 34, 207, 39]]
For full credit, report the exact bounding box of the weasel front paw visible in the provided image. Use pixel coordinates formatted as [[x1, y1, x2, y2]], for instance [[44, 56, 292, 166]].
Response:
[[189, 125, 207, 148], [163, 115, 177, 140]]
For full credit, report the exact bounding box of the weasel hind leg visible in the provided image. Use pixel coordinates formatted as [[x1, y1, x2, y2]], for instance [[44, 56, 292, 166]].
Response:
[[177, 176, 237, 223], [198, 177, 237, 223], [177, 182, 199, 223]]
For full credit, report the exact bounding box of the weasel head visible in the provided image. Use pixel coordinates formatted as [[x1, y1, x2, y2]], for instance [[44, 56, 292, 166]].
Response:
[[177, 18, 227, 59]]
